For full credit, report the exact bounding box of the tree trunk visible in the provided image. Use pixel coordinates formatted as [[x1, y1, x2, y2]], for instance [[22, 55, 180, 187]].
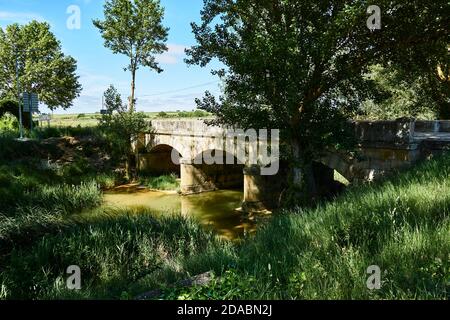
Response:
[[289, 139, 318, 205], [291, 140, 303, 188], [125, 139, 137, 181], [129, 68, 136, 112]]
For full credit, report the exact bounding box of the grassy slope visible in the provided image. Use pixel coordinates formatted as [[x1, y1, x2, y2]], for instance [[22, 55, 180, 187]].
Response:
[[0, 135, 224, 299], [163, 154, 450, 300], [0, 133, 449, 299]]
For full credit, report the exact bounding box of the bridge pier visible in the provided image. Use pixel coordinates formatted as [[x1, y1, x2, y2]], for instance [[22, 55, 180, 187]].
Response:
[[180, 159, 244, 195], [242, 165, 268, 213], [180, 160, 218, 195]]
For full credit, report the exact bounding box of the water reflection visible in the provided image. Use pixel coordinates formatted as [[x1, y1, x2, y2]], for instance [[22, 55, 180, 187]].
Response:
[[103, 186, 262, 240]]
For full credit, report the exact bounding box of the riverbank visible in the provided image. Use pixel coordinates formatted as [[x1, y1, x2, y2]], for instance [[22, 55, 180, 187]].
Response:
[[160, 153, 449, 300], [1, 133, 449, 299]]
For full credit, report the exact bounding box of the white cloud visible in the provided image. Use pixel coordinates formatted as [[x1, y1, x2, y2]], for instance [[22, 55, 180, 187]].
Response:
[[156, 43, 189, 65], [78, 70, 128, 97], [0, 11, 46, 24], [136, 89, 220, 113], [46, 69, 130, 114]]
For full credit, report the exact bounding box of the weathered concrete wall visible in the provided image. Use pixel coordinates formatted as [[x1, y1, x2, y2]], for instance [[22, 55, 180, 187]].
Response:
[[321, 120, 450, 182], [135, 119, 278, 167]]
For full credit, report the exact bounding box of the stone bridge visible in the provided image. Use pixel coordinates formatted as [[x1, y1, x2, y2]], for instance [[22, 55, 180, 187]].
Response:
[[134, 119, 450, 212]]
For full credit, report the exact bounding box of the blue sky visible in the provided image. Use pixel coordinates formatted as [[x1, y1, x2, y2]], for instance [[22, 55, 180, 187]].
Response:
[[0, 0, 222, 114]]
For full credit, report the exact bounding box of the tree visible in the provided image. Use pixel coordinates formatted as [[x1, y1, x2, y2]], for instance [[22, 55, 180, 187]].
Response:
[[186, 0, 449, 202], [94, 0, 169, 111], [359, 47, 449, 120], [99, 85, 149, 178], [0, 21, 81, 110], [358, 65, 438, 120]]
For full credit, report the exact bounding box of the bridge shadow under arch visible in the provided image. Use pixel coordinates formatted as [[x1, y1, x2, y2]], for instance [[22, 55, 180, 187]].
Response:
[[138, 144, 182, 176], [188, 149, 245, 192], [253, 160, 349, 208]]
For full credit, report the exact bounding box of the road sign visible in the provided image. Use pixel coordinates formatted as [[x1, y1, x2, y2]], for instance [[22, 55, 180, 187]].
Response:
[[39, 114, 51, 127], [22, 93, 39, 113], [39, 114, 51, 122]]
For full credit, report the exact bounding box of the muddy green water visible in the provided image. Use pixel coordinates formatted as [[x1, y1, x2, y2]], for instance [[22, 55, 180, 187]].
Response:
[[103, 187, 261, 240]]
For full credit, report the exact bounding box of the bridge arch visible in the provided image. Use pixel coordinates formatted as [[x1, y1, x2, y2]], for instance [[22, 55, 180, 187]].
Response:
[[138, 143, 183, 176], [180, 149, 245, 195], [319, 152, 355, 183]]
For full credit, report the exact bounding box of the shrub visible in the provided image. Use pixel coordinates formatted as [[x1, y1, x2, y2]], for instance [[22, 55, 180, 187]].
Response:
[[140, 174, 180, 191], [157, 111, 169, 118], [0, 114, 19, 135]]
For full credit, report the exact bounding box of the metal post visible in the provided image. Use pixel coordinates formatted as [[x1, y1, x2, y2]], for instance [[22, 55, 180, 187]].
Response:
[[15, 50, 24, 139]]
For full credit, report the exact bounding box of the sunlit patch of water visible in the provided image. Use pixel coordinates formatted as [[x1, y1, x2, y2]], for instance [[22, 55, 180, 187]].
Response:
[[102, 186, 267, 241]]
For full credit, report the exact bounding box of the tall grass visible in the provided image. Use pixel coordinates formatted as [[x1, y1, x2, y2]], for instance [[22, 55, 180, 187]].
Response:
[[0, 161, 103, 216], [30, 125, 103, 140], [0, 211, 233, 299], [1, 130, 449, 299], [162, 154, 450, 300]]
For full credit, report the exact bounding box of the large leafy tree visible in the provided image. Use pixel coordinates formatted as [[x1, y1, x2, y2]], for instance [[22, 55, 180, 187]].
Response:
[[94, 0, 169, 111], [186, 0, 449, 200], [0, 21, 81, 110]]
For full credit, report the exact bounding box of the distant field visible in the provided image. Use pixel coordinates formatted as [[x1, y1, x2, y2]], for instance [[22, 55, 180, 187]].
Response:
[[39, 110, 212, 128]]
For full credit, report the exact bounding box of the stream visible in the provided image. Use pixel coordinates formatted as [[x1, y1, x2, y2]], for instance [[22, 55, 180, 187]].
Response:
[[103, 186, 264, 240]]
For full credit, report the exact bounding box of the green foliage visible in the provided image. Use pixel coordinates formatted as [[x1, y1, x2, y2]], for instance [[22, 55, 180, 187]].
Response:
[[77, 113, 86, 119], [0, 21, 81, 110], [0, 136, 121, 255], [157, 111, 169, 118], [0, 161, 102, 218], [358, 65, 441, 120], [0, 212, 228, 300], [0, 99, 33, 131], [99, 86, 149, 168], [0, 113, 18, 137], [187, 0, 449, 196], [93, 0, 169, 110], [177, 110, 210, 118], [160, 153, 450, 300], [156, 110, 211, 119], [0, 137, 40, 160], [162, 270, 258, 300], [139, 173, 180, 191]]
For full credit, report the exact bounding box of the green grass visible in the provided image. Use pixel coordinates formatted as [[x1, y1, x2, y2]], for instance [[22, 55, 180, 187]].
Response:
[[160, 154, 450, 300], [139, 173, 180, 191], [0, 211, 232, 299], [33, 110, 212, 128], [0, 131, 449, 299]]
